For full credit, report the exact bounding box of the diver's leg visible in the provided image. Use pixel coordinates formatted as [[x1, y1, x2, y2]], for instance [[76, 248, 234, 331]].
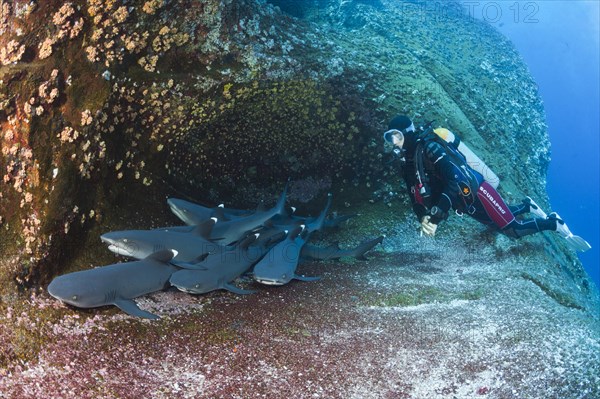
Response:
[[509, 197, 547, 218], [502, 218, 556, 238]]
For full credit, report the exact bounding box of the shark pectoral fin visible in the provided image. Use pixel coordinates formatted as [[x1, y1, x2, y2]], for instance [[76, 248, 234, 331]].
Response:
[[114, 299, 160, 320], [171, 260, 209, 270], [222, 283, 257, 295], [293, 274, 321, 282]]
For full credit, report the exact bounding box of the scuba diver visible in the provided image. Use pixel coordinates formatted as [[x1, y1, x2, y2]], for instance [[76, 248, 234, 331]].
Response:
[[383, 115, 591, 252]]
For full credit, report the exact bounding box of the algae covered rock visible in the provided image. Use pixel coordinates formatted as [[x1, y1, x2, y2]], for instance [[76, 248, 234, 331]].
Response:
[[0, 0, 595, 315], [0, 1, 599, 397]]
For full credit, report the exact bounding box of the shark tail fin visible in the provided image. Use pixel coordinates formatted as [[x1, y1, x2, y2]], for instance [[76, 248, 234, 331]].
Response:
[[351, 236, 384, 261], [324, 214, 358, 229], [275, 182, 289, 215], [309, 193, 333, 233]]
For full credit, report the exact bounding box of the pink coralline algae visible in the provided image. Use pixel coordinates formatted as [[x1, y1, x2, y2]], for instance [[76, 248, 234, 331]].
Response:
[[1, 251, 599, 399]]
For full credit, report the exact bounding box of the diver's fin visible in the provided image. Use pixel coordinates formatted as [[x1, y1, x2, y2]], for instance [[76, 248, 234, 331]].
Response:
[[114, 299, 160, 320], [550, 212, 591, 252], [293, 274, 321, 282], [222, 283, 256, 295], [565, 235, 592, 252], [525, 196, 548, 219]]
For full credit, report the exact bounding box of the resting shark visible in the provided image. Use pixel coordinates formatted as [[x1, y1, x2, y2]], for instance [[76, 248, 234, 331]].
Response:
[[252, 194, 332, 286], [169, 233, 268, 295], [169, 183, 288, 228], [167, 198, 252, 225], [252, 226, 318, 286], [271, 213, 356, 229], [47, 250, 179, 319], [300, 236, 384, 261], [100, 218, 217, 262], [205, 184, 288, 245]]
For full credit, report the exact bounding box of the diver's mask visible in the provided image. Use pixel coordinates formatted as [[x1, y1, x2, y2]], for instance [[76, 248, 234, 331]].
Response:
[[383, 128, 408, 164]]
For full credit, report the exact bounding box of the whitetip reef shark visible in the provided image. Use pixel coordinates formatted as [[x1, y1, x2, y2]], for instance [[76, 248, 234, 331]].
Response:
[[48, 250, 182, 319], [169, 184, 289, 245], [169, 233, 268, 295], [100, 217, 217, 262]]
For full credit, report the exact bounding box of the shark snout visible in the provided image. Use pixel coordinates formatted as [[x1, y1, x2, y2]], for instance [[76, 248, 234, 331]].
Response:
[[100, 233, 136, 257]]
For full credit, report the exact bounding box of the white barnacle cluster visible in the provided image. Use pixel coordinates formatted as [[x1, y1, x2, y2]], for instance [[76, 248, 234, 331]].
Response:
[[86, 0, 135, 66], [57, 111, 106, 179], [85, 0, 189, 72], [1, 114, 41, 254], [38, 3, 84, 60], [21, 213, 41, 255], [24, 69, 61, 118], [2, 116, 33, 194], [0, 39, 26, 65], [139, 25, 189, 73], [57, 126, 79, 144], [96, 79, 189, 185], [76, 130, 107, 179], [0, 1, 26, 63]]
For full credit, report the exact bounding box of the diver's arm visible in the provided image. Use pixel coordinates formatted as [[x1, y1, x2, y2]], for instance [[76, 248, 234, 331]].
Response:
[[424, 141, 459, 223], [402, 168, 428, 222]]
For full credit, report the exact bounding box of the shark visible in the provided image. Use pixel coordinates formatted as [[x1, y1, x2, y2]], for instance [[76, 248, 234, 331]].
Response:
[[167, 198, 252, 225], [252, 194, 332, 286], [100, 218, 217, 262], [251, 226, 319, 286], [167, 185, 288, 226], [47, 250, 180, 319], [203, 184, 288, 245], [300, 236, 384, 261], [169, 233, 268, 295]]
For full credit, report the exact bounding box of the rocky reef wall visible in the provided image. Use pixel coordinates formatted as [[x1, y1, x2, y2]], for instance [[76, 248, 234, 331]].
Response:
[[0, 0, 595, 314]]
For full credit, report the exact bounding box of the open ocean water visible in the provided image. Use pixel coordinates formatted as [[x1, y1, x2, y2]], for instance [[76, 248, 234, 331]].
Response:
[[466, 0, 600, 289]]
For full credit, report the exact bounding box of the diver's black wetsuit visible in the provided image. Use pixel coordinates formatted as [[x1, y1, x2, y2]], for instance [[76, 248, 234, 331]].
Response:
[[401, 136, 556, 238]]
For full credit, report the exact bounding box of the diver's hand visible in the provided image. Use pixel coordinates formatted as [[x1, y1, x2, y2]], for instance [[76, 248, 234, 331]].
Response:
[[420, 216, 438, 237]]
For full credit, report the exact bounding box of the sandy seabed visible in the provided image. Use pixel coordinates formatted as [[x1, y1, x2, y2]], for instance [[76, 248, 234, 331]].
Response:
[[0, 247, 598, 399]]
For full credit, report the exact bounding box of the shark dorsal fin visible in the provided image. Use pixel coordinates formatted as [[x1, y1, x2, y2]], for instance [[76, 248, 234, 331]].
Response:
[[288, 226, 304, 240], [192, 217, 217, 239], [146, 249, 176, 263], [239, 233, 259, 250], [213, 207, 226, 220]]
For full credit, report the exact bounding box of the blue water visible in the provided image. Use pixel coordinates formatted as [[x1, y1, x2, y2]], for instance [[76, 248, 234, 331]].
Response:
[[464, 1, 600, 289]]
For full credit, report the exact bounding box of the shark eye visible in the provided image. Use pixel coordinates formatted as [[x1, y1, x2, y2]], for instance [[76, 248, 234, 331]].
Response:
[[72, 295, 78, 301], [123, 239, 128, 243], [195, 284, 200, 288]]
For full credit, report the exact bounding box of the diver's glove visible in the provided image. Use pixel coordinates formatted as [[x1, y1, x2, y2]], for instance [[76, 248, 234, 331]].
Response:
[[420, 215, 438, 237], [428, 206, 448, 225]]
